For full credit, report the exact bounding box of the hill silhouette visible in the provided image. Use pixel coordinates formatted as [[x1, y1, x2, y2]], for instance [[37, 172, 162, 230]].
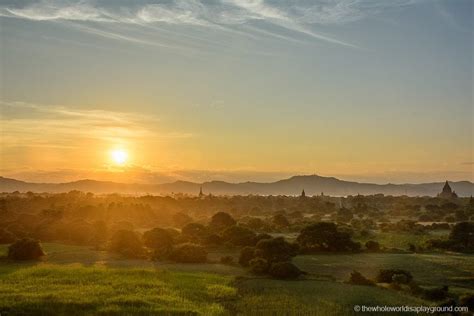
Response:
[[1, 175, 473, 197]]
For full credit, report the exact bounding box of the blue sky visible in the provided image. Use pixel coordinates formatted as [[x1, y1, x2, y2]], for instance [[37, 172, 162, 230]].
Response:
[[0, 0, 472, 184]]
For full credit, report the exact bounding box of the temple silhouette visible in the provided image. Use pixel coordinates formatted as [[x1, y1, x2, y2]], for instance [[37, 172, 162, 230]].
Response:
[[437, 181, 458, 199]]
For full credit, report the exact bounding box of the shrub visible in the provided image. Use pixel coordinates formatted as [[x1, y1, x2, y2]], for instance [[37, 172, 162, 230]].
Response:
[[408, 243, 416, 252], [376, 269, 413, 284], [169, 243, 207, 263], [408, 282, 423, 296], [268, 261, 303, 279], [422, 286, 449, 301], [365, 240, 380, 252], [249, 257, 269, 274], [348, 271, 375, 286], [8, 238, 45, 260], [220, 256, 234, 265], [108, 230, 144, 258], [392, 273, 410, 285], [459, 294, 474, 310], [239, 246, 255, 267]]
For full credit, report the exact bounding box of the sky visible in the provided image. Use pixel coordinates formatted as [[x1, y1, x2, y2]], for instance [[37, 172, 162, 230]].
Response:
[[0, 0, 472, 184]]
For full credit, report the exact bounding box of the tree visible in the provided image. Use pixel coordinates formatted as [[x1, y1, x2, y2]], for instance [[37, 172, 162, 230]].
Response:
[[246, 217, 264, 230], [239, 246, 256, 267], [172, 212, 192, 228], [108, 230, 144, 258], [337, 208, 353, 223], [220, 225, 256, 247], [449, 222, 474, 251], [210, 212, 236, 230], [249, 257, 269, 274], [8, 238, 45, 260], [91, 220, 108, 247], [272, 214, 290, 227], [254, 237, 298, 263], [169, 243, 207, 263], [296, 222, 360, 253], [143, 227, 174, 258], [181, 223, 208, 242]]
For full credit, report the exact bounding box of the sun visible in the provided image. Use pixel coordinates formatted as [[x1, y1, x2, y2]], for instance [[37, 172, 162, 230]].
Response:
[[111, 149, 128, 165]]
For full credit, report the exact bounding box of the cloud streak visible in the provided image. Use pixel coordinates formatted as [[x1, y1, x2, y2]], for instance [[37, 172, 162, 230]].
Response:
[[0, 101, 192, 150], [0, 0, 423, 49]]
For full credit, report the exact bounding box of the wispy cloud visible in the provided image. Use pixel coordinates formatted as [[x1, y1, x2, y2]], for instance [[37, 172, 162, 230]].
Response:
[[0, 0, 423, 49], [0, 101, 192, 150]]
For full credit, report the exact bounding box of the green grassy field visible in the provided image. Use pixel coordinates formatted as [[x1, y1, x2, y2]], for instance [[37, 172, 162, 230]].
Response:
[[358, 231, 450, 250], [234, 278, 428, 315], [294, 253, 474, 293], [0, 264, 236, 315], [1, 243, 473, 315]]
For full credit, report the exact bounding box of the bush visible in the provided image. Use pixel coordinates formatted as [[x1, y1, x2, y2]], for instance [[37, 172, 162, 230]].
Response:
[[376, 269, 413, 284], [8, 238, 45, 260], [249, 257, 269, 274], [108, 230, 144, 258], [422, 286, 449, 301], [392, 273, 410, 284], [220, 256, 234, 265], [169, 243, 207, 263], [459, 294, 474, 310], [239, 246, 255, 267], [365, 240, 380, 252], [268, 261, 303, 279], [348, 271, 375, 286]]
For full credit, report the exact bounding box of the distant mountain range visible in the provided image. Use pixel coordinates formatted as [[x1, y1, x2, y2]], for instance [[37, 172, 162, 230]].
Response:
[[1, 175, 473, 197]]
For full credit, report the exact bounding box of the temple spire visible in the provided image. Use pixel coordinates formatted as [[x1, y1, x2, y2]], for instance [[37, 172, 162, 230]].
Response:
[[199, 186, 204, 197]]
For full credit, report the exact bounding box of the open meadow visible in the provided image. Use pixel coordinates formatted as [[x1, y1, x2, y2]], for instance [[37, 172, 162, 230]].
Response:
[[1, 241, 473, 315]]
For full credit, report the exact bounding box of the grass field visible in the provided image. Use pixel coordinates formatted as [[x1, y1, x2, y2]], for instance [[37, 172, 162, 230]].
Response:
[[1, 242, 473, 315], [294, 253, 474, 293], [358, 231, 450, 250], [0, 264, 236, 315]]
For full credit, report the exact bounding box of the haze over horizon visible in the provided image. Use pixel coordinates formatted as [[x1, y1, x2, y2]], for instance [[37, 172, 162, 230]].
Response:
[[1, 0, 472, 185]]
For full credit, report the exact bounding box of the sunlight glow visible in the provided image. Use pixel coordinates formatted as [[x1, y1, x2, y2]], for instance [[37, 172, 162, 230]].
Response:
[[111, 149, 128, 165]]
